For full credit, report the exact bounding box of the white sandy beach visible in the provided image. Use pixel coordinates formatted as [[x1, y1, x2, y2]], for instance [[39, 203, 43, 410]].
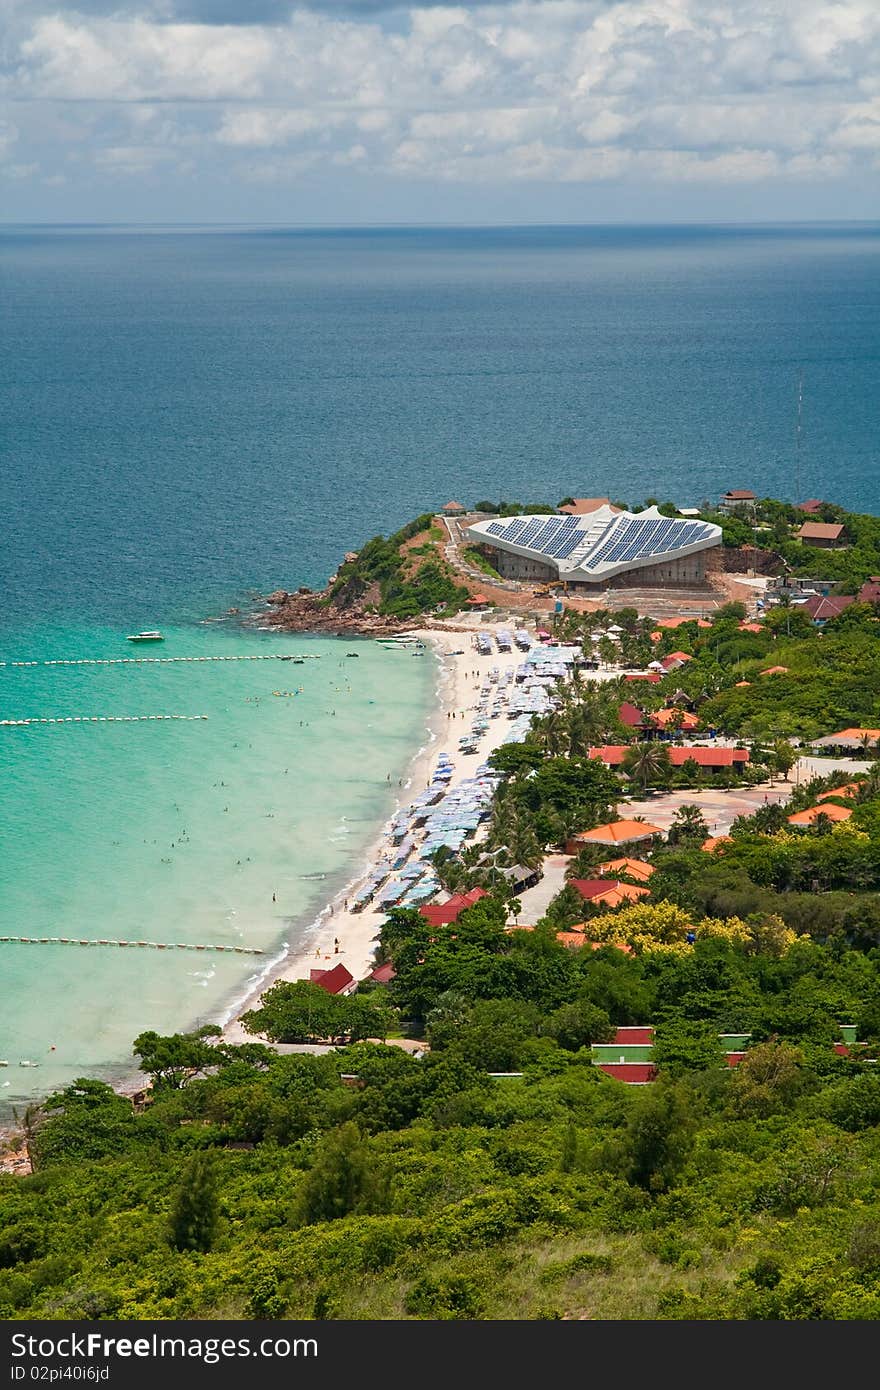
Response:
[[222, 620, 543, 1044]]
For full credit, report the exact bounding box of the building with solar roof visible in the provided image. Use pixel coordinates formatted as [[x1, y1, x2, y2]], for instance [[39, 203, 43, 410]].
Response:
[[465, 504, 722, 590]]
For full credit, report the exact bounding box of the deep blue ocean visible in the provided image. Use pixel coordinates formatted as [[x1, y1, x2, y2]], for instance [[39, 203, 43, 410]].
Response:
[[2, 223, 879, 629], [1, 222, 878, 1102]]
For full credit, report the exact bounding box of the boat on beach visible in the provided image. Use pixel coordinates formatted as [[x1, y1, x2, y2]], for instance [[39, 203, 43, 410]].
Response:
[[126, 631, 164, 643]]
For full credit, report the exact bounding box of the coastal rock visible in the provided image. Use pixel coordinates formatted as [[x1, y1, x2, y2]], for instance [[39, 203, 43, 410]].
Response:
[[266, 590, 289, 605]]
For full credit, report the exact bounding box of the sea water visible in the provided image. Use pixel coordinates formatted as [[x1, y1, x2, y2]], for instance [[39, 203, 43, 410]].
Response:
[[1, 222, 879, 1106], [0, 623, 433, 1107]]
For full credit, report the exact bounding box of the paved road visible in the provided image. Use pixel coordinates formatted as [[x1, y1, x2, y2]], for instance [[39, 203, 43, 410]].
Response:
[[514, 853, 571, 925]]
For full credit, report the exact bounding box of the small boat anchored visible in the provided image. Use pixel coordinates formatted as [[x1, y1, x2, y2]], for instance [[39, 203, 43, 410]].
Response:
[[127, 631, 164, 643]]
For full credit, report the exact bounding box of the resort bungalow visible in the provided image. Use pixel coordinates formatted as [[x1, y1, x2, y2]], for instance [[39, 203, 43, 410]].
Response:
[[796, 499, 829, 515], [591, 1026, 658, 1083], [498, 863, 541, 894], [310, 963, 357, 996], [719, 488, 756, 514], [660, 651, 694, 673], [786, 803, 853, 829], [369, 962, 397, 984], [566, 819, 665, 853], [587, 745, 749, 772], [419, 887, 489, 928], [570, 879, 650, 909], [797, 521, 847, 549], [811, 727, 880, 753], [702, 835, 733, 852], [596, 856, 655, 882], [803, 594, 854, 625], [441, 500, 467, 517]]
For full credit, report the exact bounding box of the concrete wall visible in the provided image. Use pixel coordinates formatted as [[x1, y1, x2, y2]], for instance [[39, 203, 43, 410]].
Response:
[[488, 548, 557, 582]]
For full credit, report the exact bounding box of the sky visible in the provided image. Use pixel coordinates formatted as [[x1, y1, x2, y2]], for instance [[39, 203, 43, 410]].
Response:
[[1, 0, 879, 222]]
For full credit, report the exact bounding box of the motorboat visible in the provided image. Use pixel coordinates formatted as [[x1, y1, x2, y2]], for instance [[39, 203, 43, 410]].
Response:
[[127, 631, 164, 643]]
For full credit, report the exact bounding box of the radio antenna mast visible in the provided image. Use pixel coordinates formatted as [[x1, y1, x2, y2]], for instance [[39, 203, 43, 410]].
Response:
[[795, 369, 804, 503]]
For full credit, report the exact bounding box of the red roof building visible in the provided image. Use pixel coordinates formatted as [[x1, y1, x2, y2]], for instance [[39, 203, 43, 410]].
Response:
[[798, 521, 847, 548], [858, 577, 880, 604], [796, 499, 826, 514], [624, 672, 662, 683], [618, 701, 646, 727], [369, 962, 397, 984], [597, 1063, 658, 1083], [588, 745, 748, 769], [614, 1027, 654, 1045], [310, 963, 356, 996], [803, 594, 854, 623], [569, 878, 650, 907], [661, 651, 694, 669], [419, 887, 488, 927]]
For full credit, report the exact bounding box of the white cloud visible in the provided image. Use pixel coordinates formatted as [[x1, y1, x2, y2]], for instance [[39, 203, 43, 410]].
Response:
[[2, 0, 879, 193]]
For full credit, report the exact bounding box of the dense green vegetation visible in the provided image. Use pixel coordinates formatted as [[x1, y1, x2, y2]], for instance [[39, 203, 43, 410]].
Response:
[[8, 496, 880, 1322], [462, 547, 502, 580], [4, 905, 880, 1319], [327, 514, 470, 619]]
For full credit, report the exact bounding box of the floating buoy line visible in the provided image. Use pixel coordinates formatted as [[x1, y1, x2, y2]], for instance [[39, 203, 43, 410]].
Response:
[[0, 654, 320, 668], [0, 936, 263, 954], [1, 714, 209, 727]]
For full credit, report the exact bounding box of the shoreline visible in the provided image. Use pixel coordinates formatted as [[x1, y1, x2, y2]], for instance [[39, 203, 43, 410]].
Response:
[[221, 619, 529, 1045]]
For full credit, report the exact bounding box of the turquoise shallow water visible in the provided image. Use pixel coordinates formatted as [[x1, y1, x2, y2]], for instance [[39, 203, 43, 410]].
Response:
[[0, 620, 433, 1108], [2, 222, 878, 1110]]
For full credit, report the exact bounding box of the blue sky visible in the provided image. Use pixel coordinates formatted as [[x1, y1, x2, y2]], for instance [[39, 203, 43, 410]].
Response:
[[1, 0, 879, 222]]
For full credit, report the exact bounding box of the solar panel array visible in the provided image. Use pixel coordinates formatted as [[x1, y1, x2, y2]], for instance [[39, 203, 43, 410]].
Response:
[[583, 517, 713, 570], [482, 513, 715, 573]]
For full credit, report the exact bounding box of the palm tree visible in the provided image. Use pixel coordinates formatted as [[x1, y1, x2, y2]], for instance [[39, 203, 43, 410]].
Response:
[[622, 741, 673, 793]]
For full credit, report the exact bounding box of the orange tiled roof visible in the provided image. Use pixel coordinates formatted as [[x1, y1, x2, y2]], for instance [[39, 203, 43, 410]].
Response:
[[787, 803, 853, 826], [760, 665, 789, 676], [597, 857, 655, 881], [702, 835, 733, 852], [816, 784, 859, 802], [651, 707, 700, 729], [573, 819, 665, 844]]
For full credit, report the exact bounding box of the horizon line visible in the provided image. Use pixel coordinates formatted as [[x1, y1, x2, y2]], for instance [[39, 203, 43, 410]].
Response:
[[2, 218, 879, 230]]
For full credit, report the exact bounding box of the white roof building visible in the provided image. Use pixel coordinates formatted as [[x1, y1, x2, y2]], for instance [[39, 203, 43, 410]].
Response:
[[466, 505, 722, 587]]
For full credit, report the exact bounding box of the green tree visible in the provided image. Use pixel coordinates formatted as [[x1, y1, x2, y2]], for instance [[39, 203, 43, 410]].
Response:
[[622, 742, 673, 792], [772, 739, 798, 782], [133, 1027, 220, 1090], [296, 1123, 388, 1224], [169, 1151, 220, 1253], [667, 803, 710, 846], [612, 1083, 695, 1193]]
